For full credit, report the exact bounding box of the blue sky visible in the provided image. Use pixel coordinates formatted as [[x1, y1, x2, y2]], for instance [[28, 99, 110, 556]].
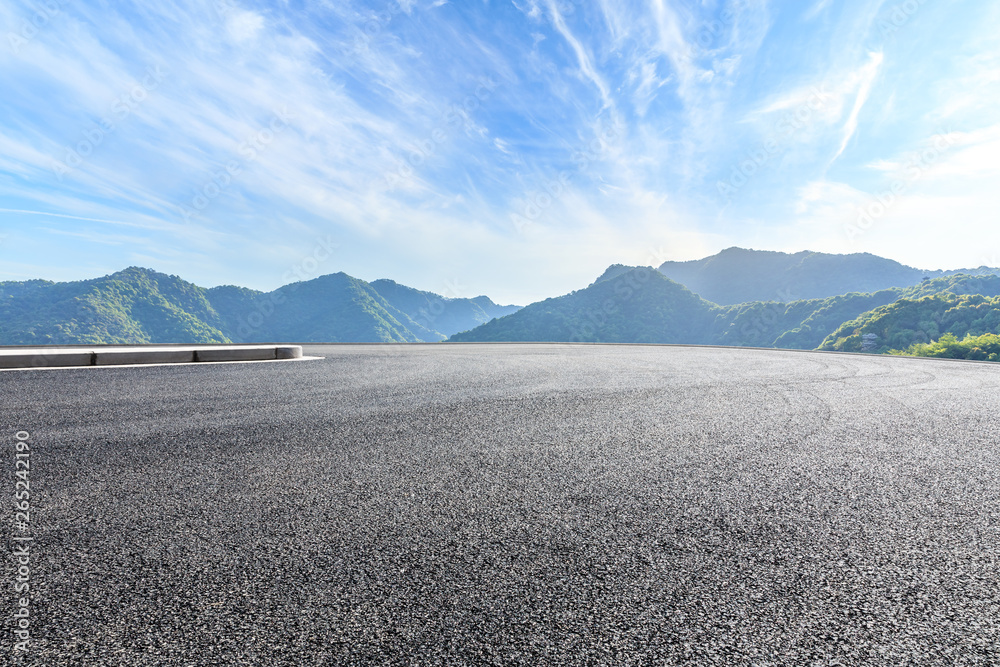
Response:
[[1, 0, 998, 304]]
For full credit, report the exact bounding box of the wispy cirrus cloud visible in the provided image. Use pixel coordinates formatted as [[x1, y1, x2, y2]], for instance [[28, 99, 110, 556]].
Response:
[[545, 0, 613, 110], [832, 50, 884, 162]]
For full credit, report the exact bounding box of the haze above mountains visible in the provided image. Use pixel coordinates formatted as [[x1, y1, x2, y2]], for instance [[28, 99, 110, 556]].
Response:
[[3, 248, 999, 353]]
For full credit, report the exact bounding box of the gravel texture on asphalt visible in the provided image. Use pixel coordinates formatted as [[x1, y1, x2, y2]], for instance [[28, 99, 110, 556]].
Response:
[[2, 343, 999, 666]]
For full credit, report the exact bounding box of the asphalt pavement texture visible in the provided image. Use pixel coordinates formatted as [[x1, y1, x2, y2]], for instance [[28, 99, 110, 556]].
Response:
[[2, 343, 999, 666]]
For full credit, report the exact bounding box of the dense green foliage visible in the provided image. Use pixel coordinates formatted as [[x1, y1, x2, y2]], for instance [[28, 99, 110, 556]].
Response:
[[452, 268, 1000, 357], [897, 274, 1000, 300], [451, 268, 718, 343], [0, 268, 519, 344], [451, 269, 902, 348], [705, 290, 900, 349], [818, 294, 1000, 353], [657, 247, 1000, 305], [890, 332, 1000, 361], [0, 268, 229, 344], [238, 272, 449, 343]]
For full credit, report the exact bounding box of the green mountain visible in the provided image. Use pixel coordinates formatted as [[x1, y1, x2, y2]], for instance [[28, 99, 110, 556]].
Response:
[[657, 247, 1000, 305], [710, 289, 902, 349], [816, 274, 1000, 354], [0, 268, 519, 345], [450, 269, 1000, 353], [370, 279, 520, 338], [451, 268, 716, 343], [5, 255, 999, 352], [897, 273, 1000, 300], [0, 267, 229, 344], [450, 267, 904, 349], [818, 293, 1000, 354], [221, 272, 441, 343]]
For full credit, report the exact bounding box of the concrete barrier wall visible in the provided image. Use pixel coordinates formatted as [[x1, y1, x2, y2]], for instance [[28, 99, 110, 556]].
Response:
[[195, 347, 276, 362], [94, 349, 196, 366], [0, 345, 304, 370], [275, 346, 303, 360], [0, 351, 94, 369]]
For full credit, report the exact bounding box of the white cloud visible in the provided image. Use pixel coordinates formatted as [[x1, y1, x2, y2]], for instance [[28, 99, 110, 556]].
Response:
[[512, 0, 542, 21], [803, 0, 833, 21], [865, 159, 900, 171], [632, 61, 668, 116], [225, 10, 264, 43], [779, 122, 1000, 269], [650, 0, 700, 100], [545, 0, 613, 109], [832, 51, 883, 162]]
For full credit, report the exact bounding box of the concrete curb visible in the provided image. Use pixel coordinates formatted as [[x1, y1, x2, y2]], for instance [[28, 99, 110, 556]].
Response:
[[0, 345, 303, 369]]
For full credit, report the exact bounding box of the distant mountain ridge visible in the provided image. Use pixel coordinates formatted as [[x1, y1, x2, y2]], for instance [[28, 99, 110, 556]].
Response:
[[451, 267, 715, 344], [4, 248, 999, 350], [657, 247, 1000, 305], [0, 268, 520, 345], [451, 268, 1000, 352], [370, 279, 520, 338]]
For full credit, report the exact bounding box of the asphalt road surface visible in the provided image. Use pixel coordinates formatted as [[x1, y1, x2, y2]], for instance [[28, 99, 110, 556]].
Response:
[[3, 344, 999, 665]]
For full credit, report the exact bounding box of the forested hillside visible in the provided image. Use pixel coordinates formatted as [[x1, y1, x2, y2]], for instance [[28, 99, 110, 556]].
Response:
[[452, 269, 903, 349], [0, 268, 519, 344], [451, 268, 717, 343], [0, 268, 229, 344], [818, 294, 1000, 353], [452, 269, 1000, 357], [4, 254, 999, 354]]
